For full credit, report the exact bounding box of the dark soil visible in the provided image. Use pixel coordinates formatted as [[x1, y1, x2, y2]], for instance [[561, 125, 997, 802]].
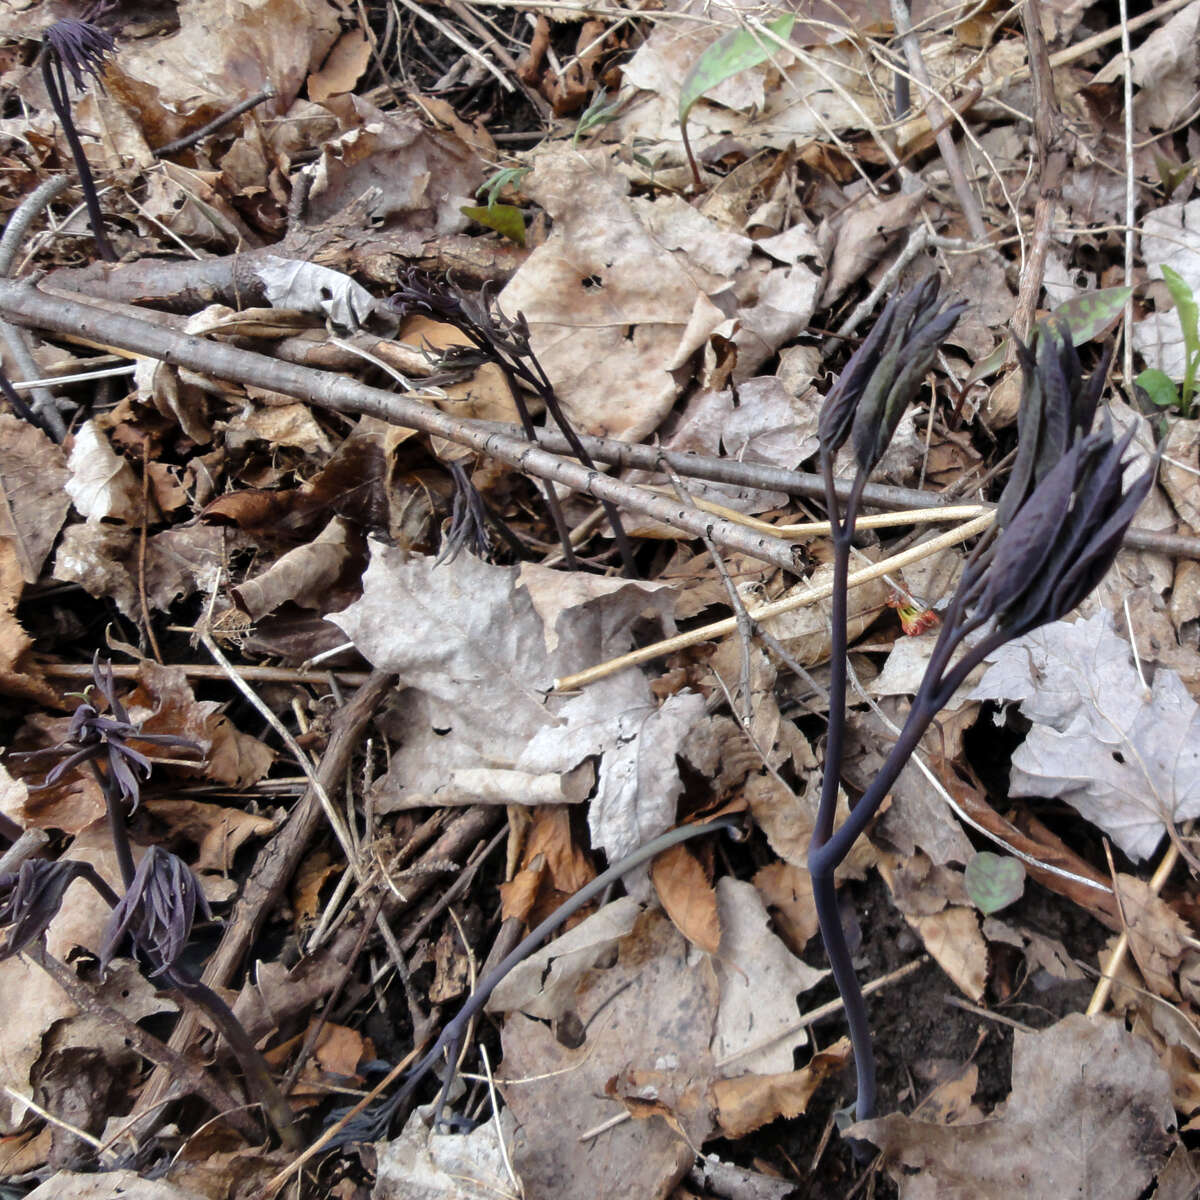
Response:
[[708, 867, 1112, 1197]]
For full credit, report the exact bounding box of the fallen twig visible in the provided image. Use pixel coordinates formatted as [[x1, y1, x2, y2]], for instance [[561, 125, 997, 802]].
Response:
[[556, 511, 994, 689], [0, 278, 804, 571]]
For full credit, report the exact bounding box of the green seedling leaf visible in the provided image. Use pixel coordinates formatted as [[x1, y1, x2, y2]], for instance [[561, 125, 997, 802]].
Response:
[[964, 851, 1025, 915], [460, 203, 526, 247], [1160, 264, 1200, 410], [965, 285, 1134, 385], [1160, 265, 1199, 350], [678, 14, 796, 126], [1154, 153, 1194, 196], [678, 14, 794, 187], [1136, 367, 1180, 410], [477, 166, 530, 210]]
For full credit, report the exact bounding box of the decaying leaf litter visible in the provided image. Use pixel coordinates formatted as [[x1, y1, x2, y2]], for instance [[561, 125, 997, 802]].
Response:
[[0, 0, 1199, 1196]]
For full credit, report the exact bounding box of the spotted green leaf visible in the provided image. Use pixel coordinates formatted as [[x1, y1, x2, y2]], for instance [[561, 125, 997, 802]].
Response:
[[966, 285, 1134, 385], [964, 851, 1025, 915]]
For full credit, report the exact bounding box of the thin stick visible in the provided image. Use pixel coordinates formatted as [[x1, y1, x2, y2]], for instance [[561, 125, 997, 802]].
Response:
[[261, 1047, 423, 1197], [42, 660, 370, 686], [942, 994, 1034, 1034], [153, 87, 276, 157], [555, 512, 994, 690], [2, 1083, 113, 1158], [1086, 839, 1178, 1015], [1118, 0, 1137, 385], [0, 279, 801, 573], [887, 0, 987, 241], [510, 425, 1200, 560], [0, 176, 71, 440]]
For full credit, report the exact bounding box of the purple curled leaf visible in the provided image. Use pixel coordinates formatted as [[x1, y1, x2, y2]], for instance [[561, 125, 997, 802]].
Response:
[[0, 859, 91, 959], [100, 846, 211, 975], [816, 277, 963, 474], [42, 17, 114, 93]]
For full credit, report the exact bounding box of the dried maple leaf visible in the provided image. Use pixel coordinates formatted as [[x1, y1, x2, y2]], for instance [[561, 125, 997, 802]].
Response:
[[972, 610, 1200, 861]]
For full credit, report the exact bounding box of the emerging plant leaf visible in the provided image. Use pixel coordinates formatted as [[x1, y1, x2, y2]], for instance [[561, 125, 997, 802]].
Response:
[[678, 15, 796, 129], [678, 15, 795, 184], [966, 285, 1134, 385], [460, 203, 526, 246], [964, 851, 1025, 915]]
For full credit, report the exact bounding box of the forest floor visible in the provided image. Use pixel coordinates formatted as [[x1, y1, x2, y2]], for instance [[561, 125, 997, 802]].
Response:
[[0, 0, 1198, 1196]]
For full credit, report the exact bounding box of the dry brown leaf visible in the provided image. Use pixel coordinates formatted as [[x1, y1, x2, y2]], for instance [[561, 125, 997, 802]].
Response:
[[64, 421, 143, 524], [712, 879, 825, 1074], [305, 96, 482, 232], [499, 146, 747, 440], [0, 1127, 51, 1177], [761, 551, 891, 668], [0, 540, 53, 704], [25, 1171, 207, 1199], [500, 805, 596, 926], [498, 908, 717, 1200], [219, 401, 334, 456], [752, 860, 819, 954], [1117, 873, 1193, 1000], [143, 799, 276, 873], [118, 0, 340, 115], [291, 848, 337, 927], [821, 190, 928, 306], [307, 28, 371, 103], [0, 825, 126, 1132], [165, 1125, 291, 1200], [53, 523, 241, 620], [851, 1014, 1177, 1199], [498, 858, 544, 924], [912, 1064, 983, 1126], [231, 515, 354, 619], [0, 414, 70, 584], [711, 1040, 850, 1138], [652, 841, 720, 955], [907, 906, 987, 1002], [878, 851, 968, 918]]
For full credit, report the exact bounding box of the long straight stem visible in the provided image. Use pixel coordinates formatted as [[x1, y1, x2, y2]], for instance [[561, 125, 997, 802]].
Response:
[[809, 459, 875, 1127], [41, 56, 115, 262], [808, 618, 1004, 1125], [89, 759, 134, 890], [165, 971, 300, 1150]]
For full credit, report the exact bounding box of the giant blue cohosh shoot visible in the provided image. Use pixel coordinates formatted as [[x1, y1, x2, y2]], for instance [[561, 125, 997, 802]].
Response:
[[809, 279, 1154, 1137], [40, 16, 117, 261]]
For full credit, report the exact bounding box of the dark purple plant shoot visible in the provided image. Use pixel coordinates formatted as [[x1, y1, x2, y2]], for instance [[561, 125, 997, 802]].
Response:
[[28, 656, 201, 813], [808, 280, 1155, 1141], [388, 271, 638, 576], [0, 858, 115, 960], [40, 13, 117, 261], [99, 844, 211, 976]]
